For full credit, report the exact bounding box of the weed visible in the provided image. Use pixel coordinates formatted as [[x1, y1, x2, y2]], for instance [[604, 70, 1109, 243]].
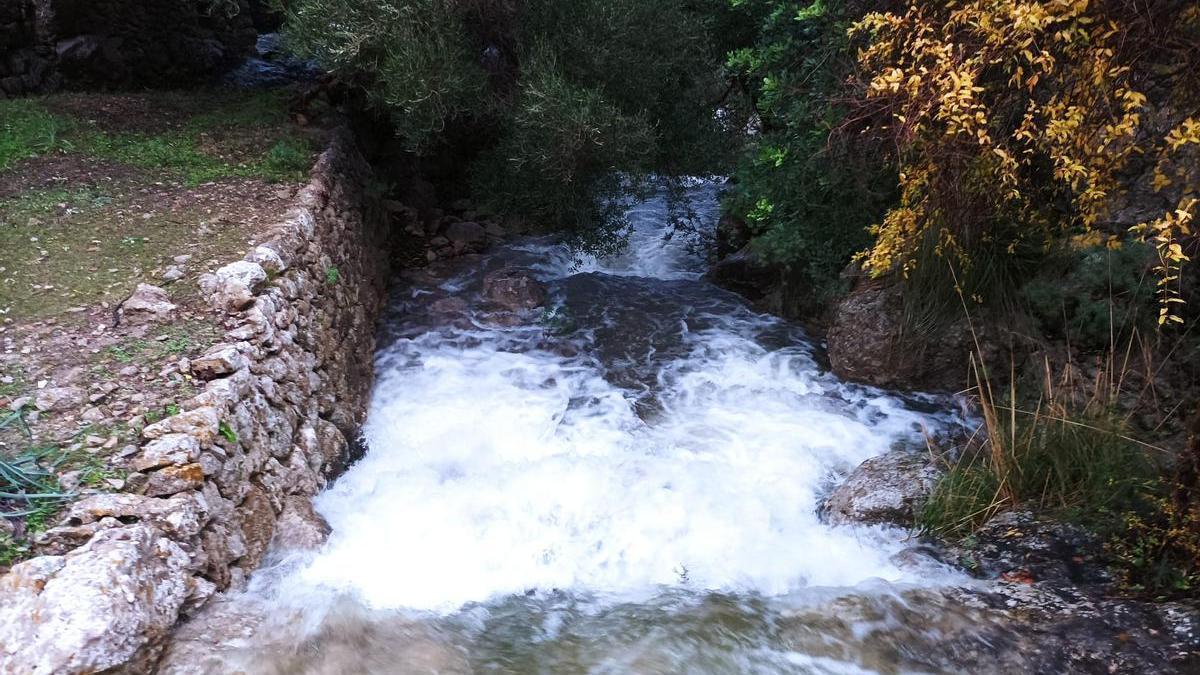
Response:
[[324, 266, 340, 285], [108, 339, 149, 363], [262, 137, 314, 180], [161, 336, 191, 355], [219, 421, 238, 444], [0, 99, 72, 172]]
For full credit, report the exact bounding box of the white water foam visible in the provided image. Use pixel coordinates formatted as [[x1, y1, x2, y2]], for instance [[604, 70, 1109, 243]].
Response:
[[263, 182, 959, 617]]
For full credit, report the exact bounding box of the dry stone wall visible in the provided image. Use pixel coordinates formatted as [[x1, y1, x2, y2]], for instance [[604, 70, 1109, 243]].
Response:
[[1, 0, 263, 95], [0, 0, 58, 98], [0, 128, 392, 674]]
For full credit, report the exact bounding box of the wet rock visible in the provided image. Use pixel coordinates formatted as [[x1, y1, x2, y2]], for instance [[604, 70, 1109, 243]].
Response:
[[272, 495, 330, 551], [200, 261, 268, 312], [482, 268, 546, 311], [822, 449, 944, 527], [429, 296, 469, 317], [942, 510, 1109, 586], [715, 214, 752, 258], [34, 386, 85, 412], [0, 526, 191, 674], [235, 486, 276, 570], [704, 245, 777, 301], [119, 283, 178, 324], [445, 221, 487, 253]]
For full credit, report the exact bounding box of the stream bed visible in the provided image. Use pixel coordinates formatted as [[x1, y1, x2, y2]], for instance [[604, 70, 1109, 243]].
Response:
[[162, 183, 1085, 674]]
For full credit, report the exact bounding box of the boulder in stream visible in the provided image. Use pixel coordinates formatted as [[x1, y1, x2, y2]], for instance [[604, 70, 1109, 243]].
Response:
[[482, 268, 546, 311], [822, 449, 944, 527]]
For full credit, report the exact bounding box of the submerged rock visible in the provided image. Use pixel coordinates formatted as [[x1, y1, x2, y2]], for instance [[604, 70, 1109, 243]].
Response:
[[482, 268, 546, 311], [822, 449, 944, 527]]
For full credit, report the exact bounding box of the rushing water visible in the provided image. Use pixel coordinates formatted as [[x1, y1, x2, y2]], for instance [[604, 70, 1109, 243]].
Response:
[[172, 182, 1030, 674]]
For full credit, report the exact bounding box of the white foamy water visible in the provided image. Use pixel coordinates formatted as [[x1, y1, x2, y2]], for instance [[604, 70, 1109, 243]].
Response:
[[268, 181, 958, 617]]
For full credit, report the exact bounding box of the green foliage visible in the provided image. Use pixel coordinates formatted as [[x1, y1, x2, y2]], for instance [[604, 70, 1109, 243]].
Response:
[[0, 99, 72, 172], [0, 93, 313, 185], [283, 0, 488, 150], [1021, 241, 1156, 351], [282, 0, 734, 253], [920, 412, 1152, 537], [324, 266, 341, 285], [219, 421, 239, 444], [722, 0, 893, 295]]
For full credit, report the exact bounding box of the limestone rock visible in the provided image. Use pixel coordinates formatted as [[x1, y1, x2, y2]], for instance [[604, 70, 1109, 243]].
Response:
[[131, 433, 202, 472], [120, 283, 178, 324], [822, 449, 944, 527], [144, 464, 206, 497], [191, 345, 249, 380], [482, 268, 546, 311], [0, 526, 191, 674], [272, 495, 331, 551], [34, 386, 85, 412], [201, 260, 268, 312], [46, 491, 209, 543], [143, 407, 222, 447]]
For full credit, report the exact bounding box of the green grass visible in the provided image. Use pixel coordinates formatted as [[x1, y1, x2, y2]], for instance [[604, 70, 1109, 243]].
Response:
[[0, 92, 315, 185], [0, 99, 73, 172], [77, 129, 313, 185], [919, 406, 1153, 537]]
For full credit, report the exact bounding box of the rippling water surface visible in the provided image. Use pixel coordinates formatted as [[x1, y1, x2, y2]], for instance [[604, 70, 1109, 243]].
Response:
[[178, 182, 1017, 674]]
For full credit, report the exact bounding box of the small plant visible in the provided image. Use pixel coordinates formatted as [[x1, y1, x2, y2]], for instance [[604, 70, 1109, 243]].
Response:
[[324, 266, 340, 285], [219, 421, 238, 444], [162, 336, 191, 355], [0, 100, 72, 172], [0, 446, 76, 566], [108, 339, 148, 363], [262, 136, 313, 181]]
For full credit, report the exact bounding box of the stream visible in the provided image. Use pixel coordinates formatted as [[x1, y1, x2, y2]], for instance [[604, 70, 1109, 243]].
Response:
[[170, 182, 1044, 674]]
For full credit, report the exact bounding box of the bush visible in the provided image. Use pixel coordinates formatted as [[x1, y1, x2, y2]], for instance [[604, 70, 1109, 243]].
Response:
[[281, 0, 736, 252], [1021, 239, 1157, 351], [722, 0, 893, 295]]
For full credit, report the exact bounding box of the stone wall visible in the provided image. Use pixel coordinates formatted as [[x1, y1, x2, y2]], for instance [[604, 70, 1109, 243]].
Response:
[[0, 128, 392, 674], [49, 0, 256, 88], [0, 0, 58, 98], [1, 0, 260, 94]]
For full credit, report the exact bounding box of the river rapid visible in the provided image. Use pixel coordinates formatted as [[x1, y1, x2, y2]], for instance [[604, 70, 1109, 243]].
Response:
[[171, 182, 1049, 674]]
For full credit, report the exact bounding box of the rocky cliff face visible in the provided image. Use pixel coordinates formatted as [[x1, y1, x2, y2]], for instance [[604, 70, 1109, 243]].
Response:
[[0, 128, 393, 674]]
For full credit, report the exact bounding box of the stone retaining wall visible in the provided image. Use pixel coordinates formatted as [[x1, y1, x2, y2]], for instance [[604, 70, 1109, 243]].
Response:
[[0, 128, 392, 674], [1, 0, 264, 95], [0, 0, 58, 98]]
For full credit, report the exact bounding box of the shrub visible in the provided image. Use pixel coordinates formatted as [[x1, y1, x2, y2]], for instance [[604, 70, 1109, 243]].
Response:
[[846, 0, 1200, 325], [722, 0, 893, 295], [281, 0, 736, 252]]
